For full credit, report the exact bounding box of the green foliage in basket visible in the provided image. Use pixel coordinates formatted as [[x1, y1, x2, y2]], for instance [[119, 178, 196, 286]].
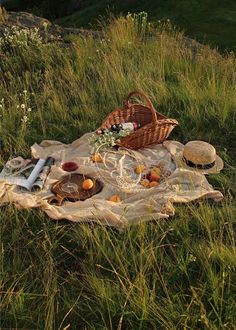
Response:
[[88, 129, 130, 153]]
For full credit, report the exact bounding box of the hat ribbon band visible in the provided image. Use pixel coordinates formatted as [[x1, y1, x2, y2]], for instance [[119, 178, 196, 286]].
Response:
[[183, 156, 215, 169]]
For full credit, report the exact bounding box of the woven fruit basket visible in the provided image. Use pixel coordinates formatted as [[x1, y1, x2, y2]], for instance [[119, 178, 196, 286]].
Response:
[[96, 90, 179, 150]]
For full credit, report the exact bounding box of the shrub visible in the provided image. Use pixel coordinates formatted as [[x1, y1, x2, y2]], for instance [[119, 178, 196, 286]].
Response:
[[0, 25, 42, 53]]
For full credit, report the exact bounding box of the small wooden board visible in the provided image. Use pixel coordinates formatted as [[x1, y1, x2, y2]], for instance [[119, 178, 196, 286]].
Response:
[[48, 173, 103, 205]]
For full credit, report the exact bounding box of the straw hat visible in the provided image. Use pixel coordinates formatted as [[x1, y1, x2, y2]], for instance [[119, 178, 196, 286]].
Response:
[[174, 140, 223, 174]]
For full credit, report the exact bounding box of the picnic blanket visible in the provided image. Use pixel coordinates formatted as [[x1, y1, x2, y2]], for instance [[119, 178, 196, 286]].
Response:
[[0, 132, 223, 228]]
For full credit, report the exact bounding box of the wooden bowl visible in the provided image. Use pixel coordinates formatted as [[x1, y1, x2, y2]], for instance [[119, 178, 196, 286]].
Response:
[[48, 173, 103, 205]]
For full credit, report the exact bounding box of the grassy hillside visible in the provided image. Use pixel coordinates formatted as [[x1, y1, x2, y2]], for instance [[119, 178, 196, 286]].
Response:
[[0, 14, 236, 329], [3, 0, 236, 51], [58, 0, 236, 52]]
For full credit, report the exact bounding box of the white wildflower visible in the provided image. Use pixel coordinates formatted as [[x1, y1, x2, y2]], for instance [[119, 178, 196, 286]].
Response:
[[27, 108, 32, 112], [23, 90, 27, 94], [188, 254, 197, 262], [21, 115, 28, 123], [21, 104, 26, 109], [0, 25, 42, 50]]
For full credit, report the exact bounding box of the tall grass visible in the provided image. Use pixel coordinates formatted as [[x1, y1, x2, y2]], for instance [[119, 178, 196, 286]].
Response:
[[0, 15, 236, 329]]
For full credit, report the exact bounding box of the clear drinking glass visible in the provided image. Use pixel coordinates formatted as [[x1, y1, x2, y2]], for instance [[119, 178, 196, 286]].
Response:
[[60, 150, 79, 194]]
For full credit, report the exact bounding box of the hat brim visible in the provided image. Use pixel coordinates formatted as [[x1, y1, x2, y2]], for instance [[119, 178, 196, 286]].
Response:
[[174, 151, 224, 174]]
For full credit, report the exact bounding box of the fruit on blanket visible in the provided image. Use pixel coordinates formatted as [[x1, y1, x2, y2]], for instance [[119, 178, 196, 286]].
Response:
[[149, 181, 159, 188], [140, 179, 150, 188], [82, 178, 94, 190], [91, 154, 103, 163], [109, 195, 121, 202], [149, 174, 161, 182], [135, 164, 145, 174], [150, 167, 161, 176]]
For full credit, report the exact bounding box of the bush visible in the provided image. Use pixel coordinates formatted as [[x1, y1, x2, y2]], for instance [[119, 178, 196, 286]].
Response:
[[0, 25, 42, 53]]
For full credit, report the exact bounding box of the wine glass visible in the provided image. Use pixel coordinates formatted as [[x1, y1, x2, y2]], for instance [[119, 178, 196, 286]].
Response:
[[60, 150, 79, 194]]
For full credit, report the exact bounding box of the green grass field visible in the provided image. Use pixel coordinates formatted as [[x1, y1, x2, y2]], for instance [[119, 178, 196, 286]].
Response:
[[0, 14, 236, 329]]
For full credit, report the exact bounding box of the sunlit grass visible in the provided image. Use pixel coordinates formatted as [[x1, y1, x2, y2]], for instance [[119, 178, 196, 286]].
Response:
[[0, 15, 235, 329]]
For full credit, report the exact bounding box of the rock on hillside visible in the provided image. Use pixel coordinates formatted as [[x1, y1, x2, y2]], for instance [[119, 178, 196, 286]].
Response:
[[0, 9, 62, 40], [0, 8, 99, 41]]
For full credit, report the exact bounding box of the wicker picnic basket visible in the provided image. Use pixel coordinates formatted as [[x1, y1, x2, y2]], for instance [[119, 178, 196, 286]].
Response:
[[96, 90, 179, 150]]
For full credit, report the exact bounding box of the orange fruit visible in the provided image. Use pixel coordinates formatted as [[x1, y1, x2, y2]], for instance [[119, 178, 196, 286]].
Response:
[[135, 164, 145, 174], [151, 167, 161, 176], [149, 174, 161, 182], [149, 181, 159, 188], [140, 179, 150, 188], [109, 195, 121, 203], [82, 178, 94, 190], [91, 154, 103, 163]]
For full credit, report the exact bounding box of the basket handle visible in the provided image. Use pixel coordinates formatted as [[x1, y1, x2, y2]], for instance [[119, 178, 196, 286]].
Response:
[[124, 90, 158, 122]]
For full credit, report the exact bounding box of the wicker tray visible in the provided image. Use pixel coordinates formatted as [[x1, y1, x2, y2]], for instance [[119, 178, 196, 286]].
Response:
[[48, 173, 103, 205], [96, 90, 179, 150]]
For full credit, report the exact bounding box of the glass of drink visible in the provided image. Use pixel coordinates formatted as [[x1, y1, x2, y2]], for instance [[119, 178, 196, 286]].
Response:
[[60, 151, 79, 193]]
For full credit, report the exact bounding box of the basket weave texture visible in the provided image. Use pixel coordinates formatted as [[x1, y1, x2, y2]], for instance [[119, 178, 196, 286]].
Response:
[[96, 90, 179, 150]]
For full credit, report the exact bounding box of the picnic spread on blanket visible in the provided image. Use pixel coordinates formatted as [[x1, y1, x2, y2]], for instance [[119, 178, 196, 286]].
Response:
[[0, 91, 224, 228]]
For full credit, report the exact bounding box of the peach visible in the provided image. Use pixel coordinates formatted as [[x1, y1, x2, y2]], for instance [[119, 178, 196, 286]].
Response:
[[149, 181, 159, 188], [135, 164, 146, 174], [82, 179, 94, 190], [90, 154, 103, 163], [109, 195, 121, 203], [140, 179, 150, 188], [150, 167, 161, 176], [149, 174, 161, 182]]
